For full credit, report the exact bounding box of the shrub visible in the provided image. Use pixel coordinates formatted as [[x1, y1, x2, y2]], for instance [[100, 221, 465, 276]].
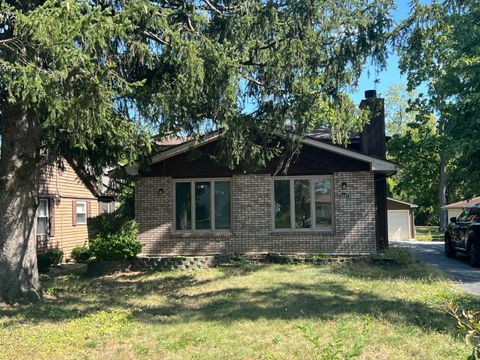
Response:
[[90, 220, 142, 261], [37, 249, 63, 273], [71, 246, 92, 263]]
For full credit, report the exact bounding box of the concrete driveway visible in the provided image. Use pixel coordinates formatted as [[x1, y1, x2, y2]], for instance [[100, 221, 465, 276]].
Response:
[[393, 240, 480, 297]]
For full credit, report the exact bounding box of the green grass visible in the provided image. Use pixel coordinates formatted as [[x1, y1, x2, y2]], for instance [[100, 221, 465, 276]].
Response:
[[1, 252, 478, 359], [416, 226, 444, 241]]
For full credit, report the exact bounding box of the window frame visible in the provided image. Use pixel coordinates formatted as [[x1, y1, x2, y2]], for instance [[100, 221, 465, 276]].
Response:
[[36, 198, 50, 235], [173, 178, 232, 233], [457, 208, 469, 222], [100, 201, 110, 214], [271, 175, 334, 232], [76, 200, 88, 225]]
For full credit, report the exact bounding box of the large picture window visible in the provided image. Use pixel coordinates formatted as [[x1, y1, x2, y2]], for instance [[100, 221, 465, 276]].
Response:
[[273, 176, 333, 230], [174, 179, 231, 231]]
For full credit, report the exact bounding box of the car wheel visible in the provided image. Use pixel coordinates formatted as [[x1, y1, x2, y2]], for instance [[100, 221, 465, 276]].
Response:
[[445, 235, 456, 258], [469, 237, 480, 267]]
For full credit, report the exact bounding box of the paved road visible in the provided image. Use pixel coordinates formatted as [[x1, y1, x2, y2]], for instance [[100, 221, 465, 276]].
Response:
[[393, 240, 480, 297]]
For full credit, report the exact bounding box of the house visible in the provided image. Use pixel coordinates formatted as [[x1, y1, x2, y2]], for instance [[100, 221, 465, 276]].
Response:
[[442, 196, 480, 221], [37, 158, 116, 260], [387, 198, 417, 241], [134, 90, 397, 256]]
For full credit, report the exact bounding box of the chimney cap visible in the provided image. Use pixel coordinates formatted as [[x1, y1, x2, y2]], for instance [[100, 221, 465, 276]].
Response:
[[365, 90, 377, 99]]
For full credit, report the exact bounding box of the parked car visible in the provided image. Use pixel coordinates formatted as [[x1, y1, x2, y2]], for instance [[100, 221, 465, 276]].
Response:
[[444, 204, 480, 267]]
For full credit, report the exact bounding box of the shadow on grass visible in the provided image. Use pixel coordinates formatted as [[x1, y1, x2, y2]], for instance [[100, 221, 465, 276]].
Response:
[[135, 278, 455, 332], [1, 262, 476, 338]]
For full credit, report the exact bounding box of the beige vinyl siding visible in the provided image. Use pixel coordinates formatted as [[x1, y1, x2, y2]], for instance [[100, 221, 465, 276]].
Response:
[[39, 160, 97, 199], [54, 198, 99, 259], [447, 208, 463, 221], [37, 159, 100, 260]]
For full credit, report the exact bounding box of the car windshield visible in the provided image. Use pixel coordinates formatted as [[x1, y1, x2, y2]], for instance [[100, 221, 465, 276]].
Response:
[[467, 207, 480, 222], [457, 209, 469, 222]]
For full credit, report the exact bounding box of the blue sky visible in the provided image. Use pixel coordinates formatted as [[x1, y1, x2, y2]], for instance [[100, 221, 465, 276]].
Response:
[[351, 1, 426, 104]]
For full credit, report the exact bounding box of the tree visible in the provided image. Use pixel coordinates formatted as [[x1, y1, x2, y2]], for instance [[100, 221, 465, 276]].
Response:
[[384, 83, 417, 135], [397, 0, 480, 229], [386, 107, 440, 225], [0, 0, 395, 303]]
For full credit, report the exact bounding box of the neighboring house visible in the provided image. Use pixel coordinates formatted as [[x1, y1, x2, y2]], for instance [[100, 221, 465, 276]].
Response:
[[37, 158, 116, 260], [134, 90, 397, 256], [387, 198, 417, 241], [442, 196, 480, 221]]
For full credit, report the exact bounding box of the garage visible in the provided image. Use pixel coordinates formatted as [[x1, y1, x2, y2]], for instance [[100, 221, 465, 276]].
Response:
[[387, 198, 417, 241]]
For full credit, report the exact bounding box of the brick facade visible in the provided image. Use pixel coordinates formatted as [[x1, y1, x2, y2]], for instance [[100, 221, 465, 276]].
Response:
[[135, 171, 376, 256]]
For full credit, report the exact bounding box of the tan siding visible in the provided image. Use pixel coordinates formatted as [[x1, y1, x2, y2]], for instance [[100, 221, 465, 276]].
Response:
[[39, 159, 96, 199], [37, 158, 100, 260], [55, 198, 99, 259]]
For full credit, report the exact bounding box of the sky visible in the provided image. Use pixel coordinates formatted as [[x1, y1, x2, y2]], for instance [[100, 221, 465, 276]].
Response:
[[350, 1, 426, 104]]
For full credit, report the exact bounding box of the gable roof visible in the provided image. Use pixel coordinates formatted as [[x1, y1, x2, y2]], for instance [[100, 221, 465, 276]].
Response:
[[146, 131, 397, 174], [387, 197, 418, 208], [442, 196, 480, 209]]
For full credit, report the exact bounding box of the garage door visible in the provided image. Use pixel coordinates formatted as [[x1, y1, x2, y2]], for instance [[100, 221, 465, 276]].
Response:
[[388, 210, 410, 241]]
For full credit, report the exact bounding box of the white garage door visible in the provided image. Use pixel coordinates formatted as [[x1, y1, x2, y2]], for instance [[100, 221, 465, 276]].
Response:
[[388, 210, 410, 241]]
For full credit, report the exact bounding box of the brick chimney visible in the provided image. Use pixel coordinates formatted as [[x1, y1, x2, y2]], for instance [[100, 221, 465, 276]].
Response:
[[360, 90, 388, 251], [359, 90, 386, 159]]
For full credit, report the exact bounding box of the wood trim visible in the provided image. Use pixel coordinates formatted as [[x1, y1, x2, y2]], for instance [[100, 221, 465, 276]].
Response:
[[150, 132, 221, 164], [48, 198, 55, 237], [72, 200, 77, 226]]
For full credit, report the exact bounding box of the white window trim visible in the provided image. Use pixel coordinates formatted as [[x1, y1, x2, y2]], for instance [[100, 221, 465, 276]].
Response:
[[36, 198, 49, 235], [173, 178, 232, 233], [271, 175, 334, 232], [76, 200, 87, 225]]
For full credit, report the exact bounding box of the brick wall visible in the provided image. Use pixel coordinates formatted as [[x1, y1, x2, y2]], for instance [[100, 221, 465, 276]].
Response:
[[135, 171, 376, 256]]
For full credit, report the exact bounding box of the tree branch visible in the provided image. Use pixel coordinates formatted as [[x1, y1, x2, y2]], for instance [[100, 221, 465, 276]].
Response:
[[0, 37, 18, 44], [142, 30, 169, 46], [203, 0, 222, 15]]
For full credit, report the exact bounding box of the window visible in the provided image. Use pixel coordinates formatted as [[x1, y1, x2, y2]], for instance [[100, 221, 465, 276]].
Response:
[[294, 179, 311, 229], [100, 201, 115, 214], [174, 179, 231, 231], [175, 182, 192, 230], [274, 180, 290, 228], [101, 202, 110, 214], [36, 199, 49, 235], [195, 182, 211, 229], [457, 208, 469, 222], [466, 207, 480, 222], [76, 201, 87, 225], [273, 176, 333, 230], [314, 178, 333, 229]]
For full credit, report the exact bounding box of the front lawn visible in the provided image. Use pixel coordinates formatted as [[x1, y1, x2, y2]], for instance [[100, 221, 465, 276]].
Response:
[[1, 253, 478, 359], [416, 226, 444, 241]]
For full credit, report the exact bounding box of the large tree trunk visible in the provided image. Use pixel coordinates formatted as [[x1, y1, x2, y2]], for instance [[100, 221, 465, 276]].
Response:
[[438, 150, 448, 230], [438, 114, 448, 231], [0, 102, 42, 304]]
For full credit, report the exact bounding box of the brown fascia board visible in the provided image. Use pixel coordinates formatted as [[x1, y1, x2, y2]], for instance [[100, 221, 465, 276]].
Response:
[[143, 130, 397, 174]]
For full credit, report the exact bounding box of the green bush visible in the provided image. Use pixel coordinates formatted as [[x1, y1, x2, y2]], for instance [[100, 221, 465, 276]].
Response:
[[37, 249, 63, 272], [71, 246, 92, 263], [90, 220, 142, 261]]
